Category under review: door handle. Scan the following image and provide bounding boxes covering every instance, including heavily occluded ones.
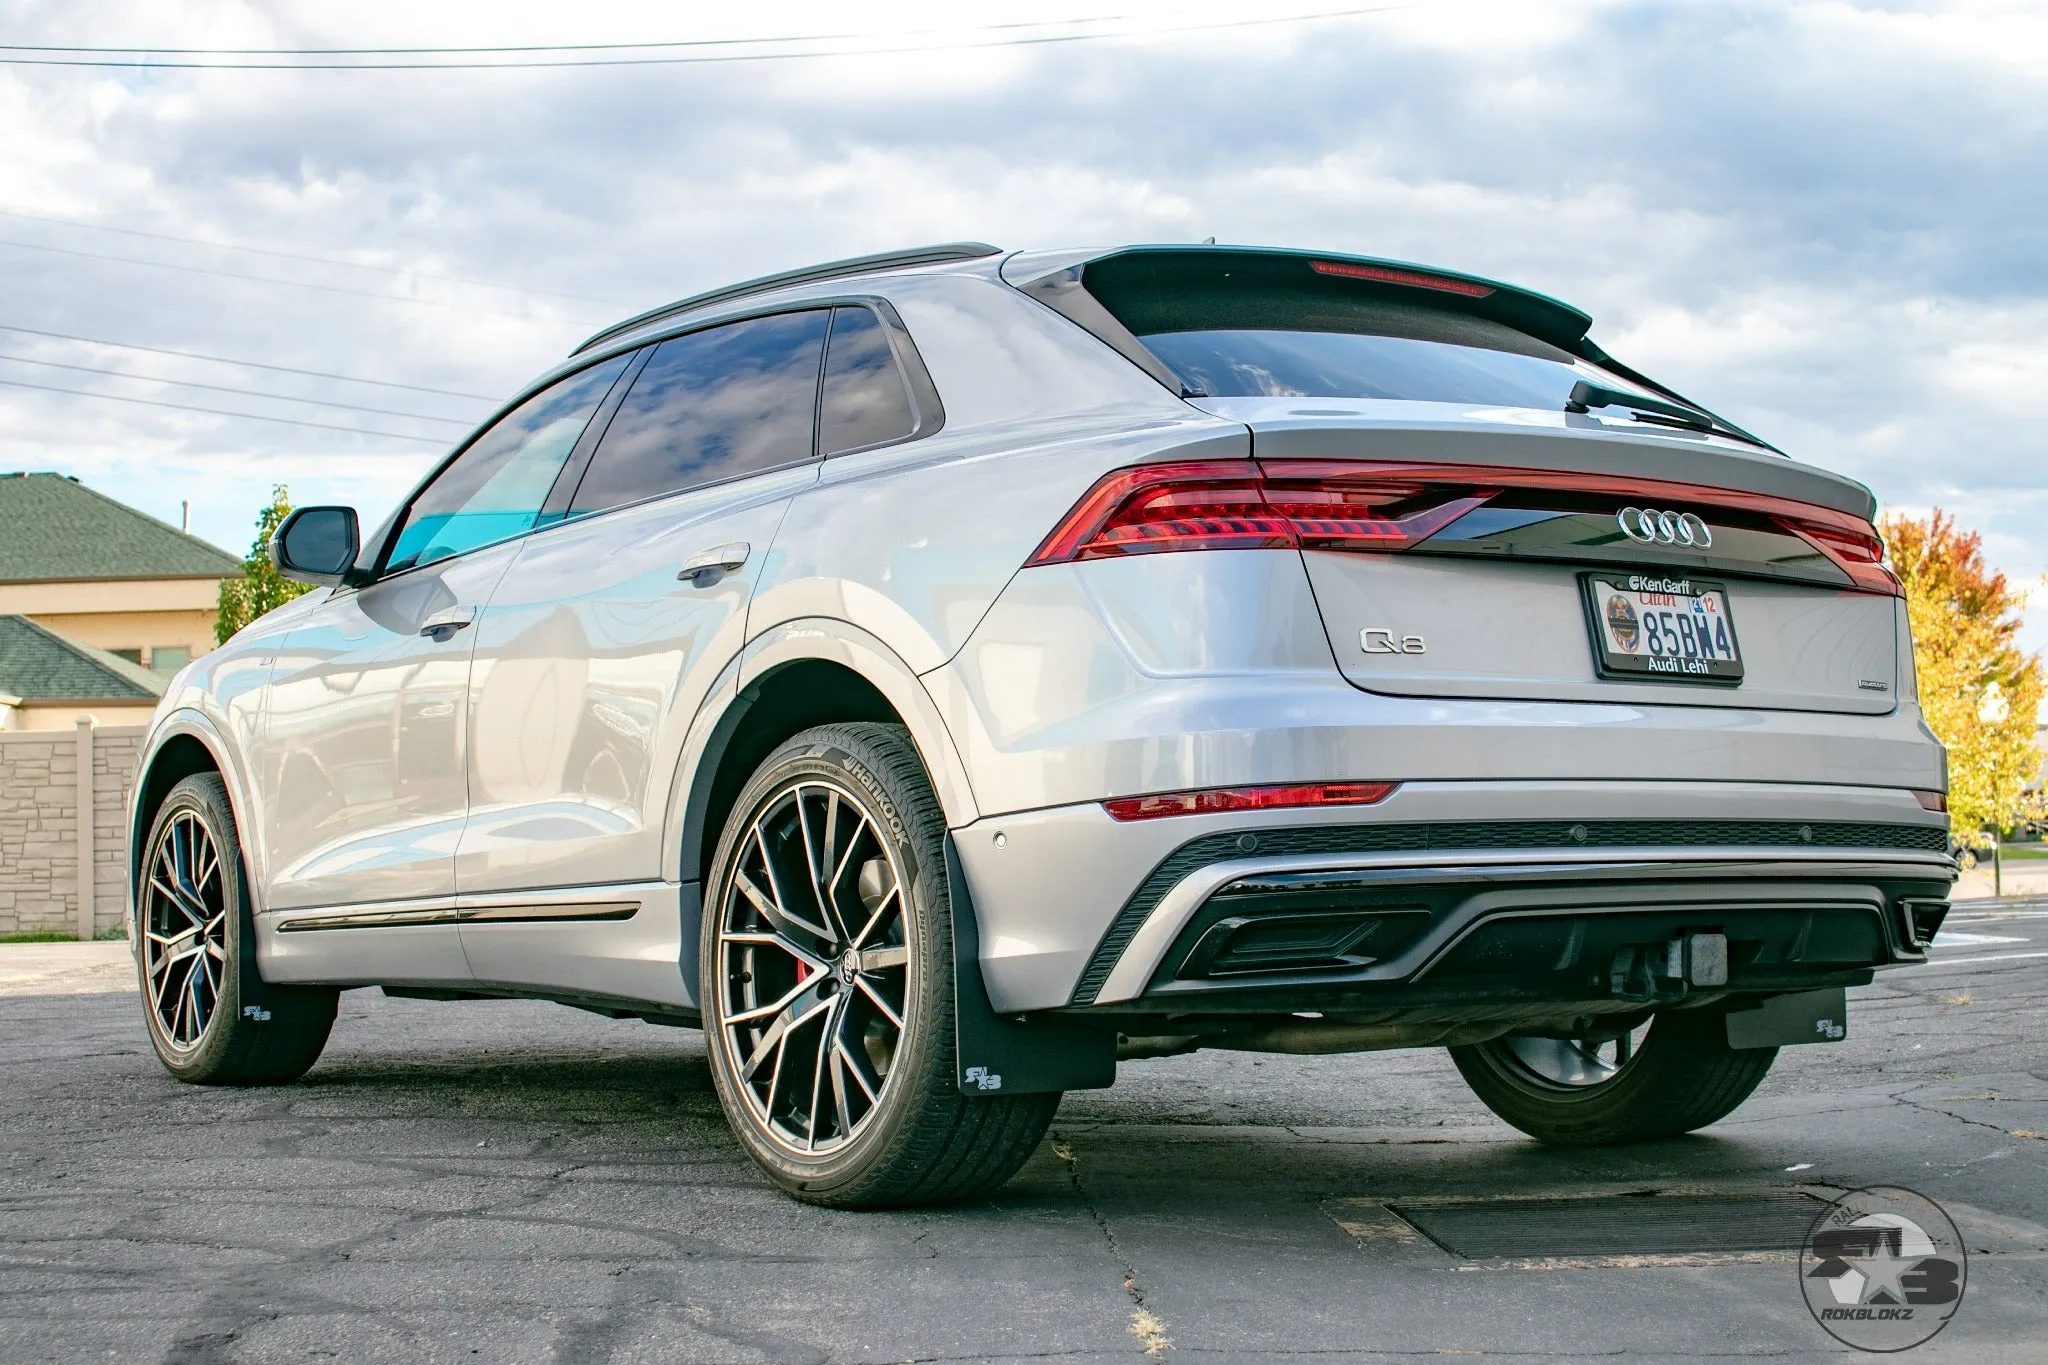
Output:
[419,605,476,639]
[678,541,750,583]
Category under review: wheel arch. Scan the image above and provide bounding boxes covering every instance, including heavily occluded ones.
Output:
[129,714,253,918]
[667,619,980,890]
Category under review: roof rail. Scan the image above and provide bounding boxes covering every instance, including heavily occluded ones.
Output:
[570,241,1004,356]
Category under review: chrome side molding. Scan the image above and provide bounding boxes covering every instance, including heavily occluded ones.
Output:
[276,897,642,933]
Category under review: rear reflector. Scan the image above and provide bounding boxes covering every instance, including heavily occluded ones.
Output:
[1028,458,1904,596]
[1103,781,1398,822]
[1913,790,1948,813]
[1311,260,1495,298]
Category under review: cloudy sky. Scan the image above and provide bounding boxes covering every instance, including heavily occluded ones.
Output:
[3,0,2044,651]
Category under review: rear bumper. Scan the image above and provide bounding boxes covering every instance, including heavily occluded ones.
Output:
[951,780,1952,1012]
[1084,847,1950,1012]
[923,550,1945,821]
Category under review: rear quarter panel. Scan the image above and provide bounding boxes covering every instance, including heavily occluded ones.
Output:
[747,272,1236,681]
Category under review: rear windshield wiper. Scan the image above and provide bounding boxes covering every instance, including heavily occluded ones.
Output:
[1565,381,1777,453]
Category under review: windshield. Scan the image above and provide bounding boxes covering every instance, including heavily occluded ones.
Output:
[1140,328,1661,409]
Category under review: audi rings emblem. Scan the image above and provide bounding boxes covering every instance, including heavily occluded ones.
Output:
[1617,507,1713,548]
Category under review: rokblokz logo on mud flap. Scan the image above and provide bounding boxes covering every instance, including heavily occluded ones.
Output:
[1800,1186,1966,1351]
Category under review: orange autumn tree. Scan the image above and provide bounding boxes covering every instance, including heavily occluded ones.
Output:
[1879,509,2044,848]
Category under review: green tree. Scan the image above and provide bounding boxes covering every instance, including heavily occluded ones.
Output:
[215,485,312,644]
[1880,508,2045,847]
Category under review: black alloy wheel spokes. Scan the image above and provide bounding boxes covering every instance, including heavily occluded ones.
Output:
[142,810,230,1052]
[718,780,912,1154]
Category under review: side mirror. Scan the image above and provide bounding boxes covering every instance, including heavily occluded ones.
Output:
[270,506,361,586]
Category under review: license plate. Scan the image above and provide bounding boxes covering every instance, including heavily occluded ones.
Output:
[1581,572,1743,684]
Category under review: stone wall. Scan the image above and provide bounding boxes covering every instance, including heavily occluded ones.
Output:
[0,723,145,938]
[93,727,144,935]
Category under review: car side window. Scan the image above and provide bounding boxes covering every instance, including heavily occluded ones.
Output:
[569,310,829,516]
[386,355,630,574]
[820,305,918,456]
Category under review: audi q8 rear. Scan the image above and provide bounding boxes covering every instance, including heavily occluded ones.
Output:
[138,242,1952,1207]
[937,246,1948,1163]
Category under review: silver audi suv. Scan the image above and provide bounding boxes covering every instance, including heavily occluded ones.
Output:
[129,243,1954,1206]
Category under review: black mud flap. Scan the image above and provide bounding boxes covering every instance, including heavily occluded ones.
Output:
[946,836,1115,1095]
[1725,987,1849,1049]
[236,890,338,1028]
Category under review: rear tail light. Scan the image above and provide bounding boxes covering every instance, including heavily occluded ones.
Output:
[1779,519,1903,596]
[1028,460,1494,565]
[1029,459,1904,597]
[1027,460,1290,562]
[1103,781,1398,822]
[1260,466,1494,551]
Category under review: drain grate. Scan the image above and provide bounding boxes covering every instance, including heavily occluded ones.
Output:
[1387,1190,1827,1260]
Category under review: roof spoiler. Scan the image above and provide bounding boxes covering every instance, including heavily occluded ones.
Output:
[1002,244,1773,451]
[1005,242,1591,352]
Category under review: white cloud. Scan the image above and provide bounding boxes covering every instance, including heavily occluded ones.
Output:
[0,0,2041,654]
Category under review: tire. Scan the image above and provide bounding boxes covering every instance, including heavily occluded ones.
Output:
[700,722,1058,1207]
[135,773,337,1085]
[1449,1008,1776,1146]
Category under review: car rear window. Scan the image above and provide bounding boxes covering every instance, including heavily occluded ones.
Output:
[1140,324,1651,408]
[1026,249,1667,411]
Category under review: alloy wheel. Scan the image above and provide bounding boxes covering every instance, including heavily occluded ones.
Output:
[715,779,912,1155]
[1501,1022,1652,1089]
[142,808,230,1053]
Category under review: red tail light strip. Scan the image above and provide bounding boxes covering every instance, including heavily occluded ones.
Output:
[1779,519,1899,595]
[1103,781,1399,822]
[1028,458,1902,596]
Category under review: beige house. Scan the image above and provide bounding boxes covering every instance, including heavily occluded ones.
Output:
[0,472,241,729]
[0,615,166,729]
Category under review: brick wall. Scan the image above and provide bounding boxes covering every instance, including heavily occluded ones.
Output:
[0,723,145,938]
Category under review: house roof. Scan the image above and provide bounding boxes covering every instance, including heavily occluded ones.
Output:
[0,472,242,583]
[0,615,167,702]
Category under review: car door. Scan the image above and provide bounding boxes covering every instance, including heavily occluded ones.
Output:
[455,309,831,1002]
[255,354,631,982]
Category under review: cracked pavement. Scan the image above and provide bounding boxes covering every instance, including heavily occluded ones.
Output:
[4,905,2046,1364]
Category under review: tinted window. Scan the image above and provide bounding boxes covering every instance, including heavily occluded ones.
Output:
[1142,328,1663,409]
[820,306,917,455]
[388,355,628,572]
[571,310,828,514]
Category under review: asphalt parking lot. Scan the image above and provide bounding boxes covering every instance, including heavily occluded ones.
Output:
[5,903,2047,1364]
